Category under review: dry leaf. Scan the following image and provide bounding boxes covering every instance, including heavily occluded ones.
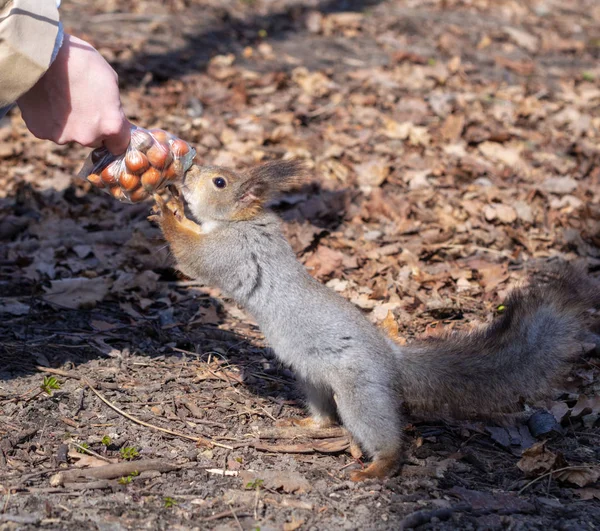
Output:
[354,159,390,187]
[43,277,112,310]
[441,114,465,142]
[577,488,600,500]
[311,437,350,453]
[517,442,560,477]
[555,467,600,488]
[283,517,306,531]
[68,450,116,468]
[305,246,345,278]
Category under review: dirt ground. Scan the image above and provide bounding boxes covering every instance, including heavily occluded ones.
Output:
[2,0,600,529]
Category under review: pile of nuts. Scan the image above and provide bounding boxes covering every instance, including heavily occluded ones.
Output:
[80,127,196,203]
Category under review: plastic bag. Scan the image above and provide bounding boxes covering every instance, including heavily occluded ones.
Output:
[78,125,196,203]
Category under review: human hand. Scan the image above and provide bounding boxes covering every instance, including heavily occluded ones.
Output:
[17,34,131,155]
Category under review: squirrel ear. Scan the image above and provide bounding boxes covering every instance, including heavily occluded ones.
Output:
[245,159,307,197]
[238,178,270,205]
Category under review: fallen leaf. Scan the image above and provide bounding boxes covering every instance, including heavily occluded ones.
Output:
[0,299,30,316]
[305,246,345,278]
[441,114,465,142]
[354,159,390,187]
[484,204,517,224]
[504,27,539,53]
[311,437,350,453]
[517,442,560,477]
[479,141,522,168]
[577,488,600,500]
[68,450,116,468]
[542,176,578,195]
[555,467,600,488]
[284,517,305,531]
[43,277,112,310]
[381,310,400,340]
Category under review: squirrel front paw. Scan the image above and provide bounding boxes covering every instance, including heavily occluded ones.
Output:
[149,191,202,238]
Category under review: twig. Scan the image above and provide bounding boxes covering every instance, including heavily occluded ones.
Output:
[227,502,244,531]
[205,469,239,477]
[518,465,594,494]
[50,459,180,486]
[201,509,252,523]
[252,426,345,439]
[82,378,232,450]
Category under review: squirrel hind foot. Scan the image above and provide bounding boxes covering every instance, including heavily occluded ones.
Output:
[349,453,400,482]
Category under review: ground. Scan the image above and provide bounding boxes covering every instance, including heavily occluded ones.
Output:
[1,0,600,529]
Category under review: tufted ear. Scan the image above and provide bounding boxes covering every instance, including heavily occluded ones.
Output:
[238,159,307,205]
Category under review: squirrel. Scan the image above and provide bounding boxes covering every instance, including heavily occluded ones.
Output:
[149,159,600,482]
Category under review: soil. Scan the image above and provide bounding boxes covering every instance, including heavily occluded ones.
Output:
[2,1,600,529]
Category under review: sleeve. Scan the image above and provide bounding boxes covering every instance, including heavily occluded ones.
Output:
[0,0,63,108]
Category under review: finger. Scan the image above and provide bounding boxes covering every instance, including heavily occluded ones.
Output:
[103,116,132,156]
[153,193,166,208]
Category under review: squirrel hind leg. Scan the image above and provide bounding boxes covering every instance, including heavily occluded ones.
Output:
[334,384,404,481]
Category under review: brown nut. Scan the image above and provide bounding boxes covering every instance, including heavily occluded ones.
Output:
[101,162,119,185]
[87,173,104,189]
[171,139,190,158]
[164,160,185,180]
[149,129,170,144]
[120,171,140,191]
[125,150,149,173]
[146,143,172,169]
[130,129,154,152]
[141,167,163,191]
[110,185,127,201]
[129,187,150,202]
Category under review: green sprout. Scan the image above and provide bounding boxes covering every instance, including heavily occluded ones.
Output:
[41,375,61,395]
[245,478,264,489]
[119,446,139,460]
[582,71,595,82]
[164,497,178,508]
[76,442,90,454]
[101,435,112,446]
[118,470,139,485]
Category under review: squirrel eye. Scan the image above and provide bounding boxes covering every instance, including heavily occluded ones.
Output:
[213,177,227,189]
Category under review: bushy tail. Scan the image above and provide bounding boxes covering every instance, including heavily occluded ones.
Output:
[398,263,600,417]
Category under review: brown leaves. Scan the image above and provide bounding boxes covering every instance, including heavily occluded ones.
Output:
[518,443,600,488]
[517,442,564,477]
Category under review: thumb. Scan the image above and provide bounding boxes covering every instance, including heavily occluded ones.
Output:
[103,117,132,155]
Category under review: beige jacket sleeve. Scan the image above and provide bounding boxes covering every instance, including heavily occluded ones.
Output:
[0,0,62,107]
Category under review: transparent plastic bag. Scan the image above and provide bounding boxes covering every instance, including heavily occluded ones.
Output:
[78,125,196,203]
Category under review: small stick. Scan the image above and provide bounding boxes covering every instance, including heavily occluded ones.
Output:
[83,378,232,450]
[228,502,244,531]
[518,465,595,494]
[202,509,252,523]
[51,459,180,486]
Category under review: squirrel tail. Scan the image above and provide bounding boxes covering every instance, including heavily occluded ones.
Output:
[397,263,600,416]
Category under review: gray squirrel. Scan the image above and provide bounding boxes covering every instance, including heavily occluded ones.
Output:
[149,159,599,481]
